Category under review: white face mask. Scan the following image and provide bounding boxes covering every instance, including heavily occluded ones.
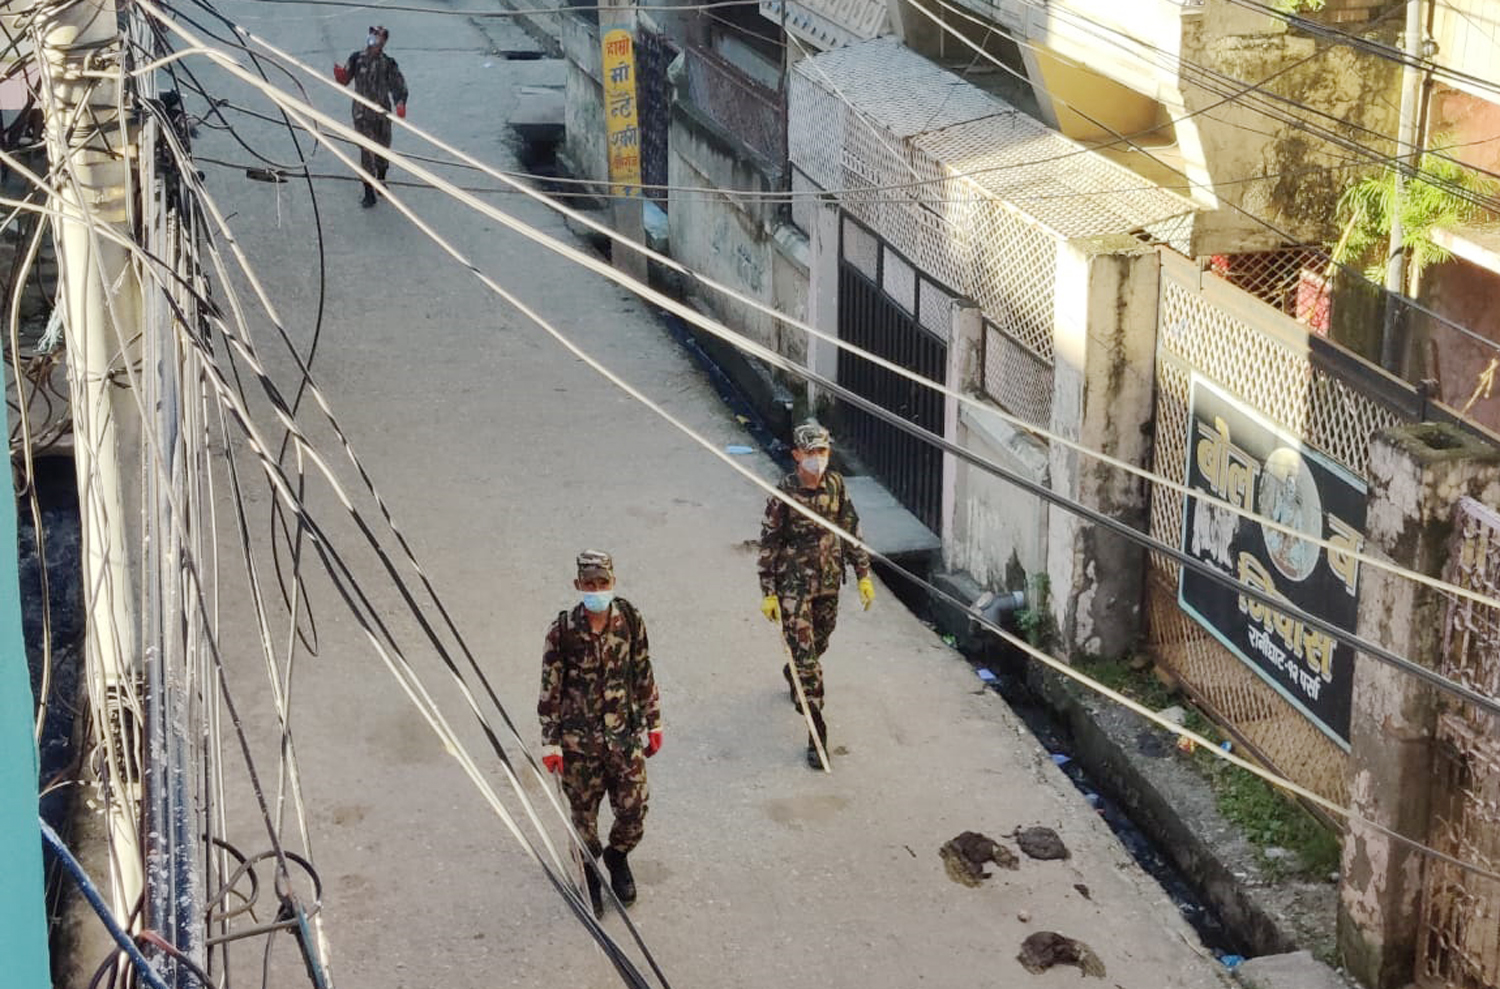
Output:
[367,32,382,48]
[800,455,828,476]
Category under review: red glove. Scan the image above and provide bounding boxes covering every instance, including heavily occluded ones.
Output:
[395,101,406,119]
[333,63,349,85]
[542,751,563,774]
[645,730,663,758]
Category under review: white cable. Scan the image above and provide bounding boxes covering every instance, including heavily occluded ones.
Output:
[157,15,1500,624]
[131,10,1500,888]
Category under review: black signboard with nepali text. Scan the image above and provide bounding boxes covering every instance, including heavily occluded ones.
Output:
[1177,374,1365,746]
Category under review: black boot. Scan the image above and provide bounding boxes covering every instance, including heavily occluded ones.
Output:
[360,182,376,207]
[602,846,636,905]
[584,862,604,918]
[806,707,828,770]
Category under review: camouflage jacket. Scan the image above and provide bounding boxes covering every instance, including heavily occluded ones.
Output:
[757,470,871,598]
[344,50,408,119]
[538,598,660,754]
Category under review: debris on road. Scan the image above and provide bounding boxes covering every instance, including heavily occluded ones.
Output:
[1015,826,1070,861]
[1017,931,1107,978]
[940,830,1019,886]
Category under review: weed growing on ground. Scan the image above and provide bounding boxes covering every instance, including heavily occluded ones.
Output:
[1076,655,1341,881]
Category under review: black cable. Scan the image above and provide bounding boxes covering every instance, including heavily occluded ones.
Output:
[1224,0,1500,103]
[103,118,670,986]
[864,0,1500,364]
[128,13,1500,725]
[169,0,335,663]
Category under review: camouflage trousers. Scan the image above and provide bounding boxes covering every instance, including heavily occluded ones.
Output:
[778,592,840,711]
[560,744,649,855]
[353,113,392,181]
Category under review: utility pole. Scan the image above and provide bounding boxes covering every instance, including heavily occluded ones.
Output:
[22,0,145,932]
[1380,0,1427,374]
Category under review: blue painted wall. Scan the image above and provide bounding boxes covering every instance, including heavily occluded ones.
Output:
[0,392,53,986]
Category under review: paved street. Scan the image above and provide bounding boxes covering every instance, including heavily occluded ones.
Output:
[195,2,1231,986]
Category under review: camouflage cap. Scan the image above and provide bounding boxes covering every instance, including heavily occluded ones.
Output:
[576,550,614,580]
[793,420,831,450]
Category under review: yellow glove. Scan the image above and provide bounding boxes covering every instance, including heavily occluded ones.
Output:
[858,577,876,611]
[761,594,781,624]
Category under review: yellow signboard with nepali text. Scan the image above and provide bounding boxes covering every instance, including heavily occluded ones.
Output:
[600,28,642,195]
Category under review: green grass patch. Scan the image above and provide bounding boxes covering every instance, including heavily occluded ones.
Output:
[1075,655,1176,711]
[1077,655,1341,880]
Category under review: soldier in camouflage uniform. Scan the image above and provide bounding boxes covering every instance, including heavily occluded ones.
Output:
[334,26,408,207]
[758,422,876,768]
[539,551,662,917]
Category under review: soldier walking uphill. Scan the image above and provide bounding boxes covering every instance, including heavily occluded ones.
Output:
[758,422,875,768]
[539,551,662,918]
[333,26,408,208]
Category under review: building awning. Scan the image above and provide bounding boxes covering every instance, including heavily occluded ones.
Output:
[760,0,889,53]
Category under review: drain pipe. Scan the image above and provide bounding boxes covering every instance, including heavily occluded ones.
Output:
[1380,0,1430,375]
[972,588,1026,626]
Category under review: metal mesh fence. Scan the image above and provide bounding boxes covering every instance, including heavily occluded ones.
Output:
[1420,498,1500,989]
[1145,254,1420,807]
[1208,248,1326,323]
[982,322,1053,429]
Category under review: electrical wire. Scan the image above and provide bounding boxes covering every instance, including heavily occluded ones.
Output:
[56,26,680,977]
[152,7,1500,774]
[899,0,1500,363]
[172,73,1500,889]
[219,0,772,14]
[41,818,173,989]
[87,0,1500,726]
[34,3,1500,954]
[1223,0,1500,103]
[209,17,1500,633]
[26,0,1500,972]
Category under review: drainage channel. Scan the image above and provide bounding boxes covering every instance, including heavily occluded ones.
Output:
[982,659,1239,960]
[511,132,1242,966]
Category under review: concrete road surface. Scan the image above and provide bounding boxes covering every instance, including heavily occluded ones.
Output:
[183,2,1233,987]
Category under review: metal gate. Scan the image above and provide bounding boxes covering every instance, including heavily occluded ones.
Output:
[1418,497,1500,989]
[836,226,946,535]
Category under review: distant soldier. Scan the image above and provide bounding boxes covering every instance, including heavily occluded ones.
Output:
[539,551,662,917]
[758,421,875,768]
[333,25,408,207]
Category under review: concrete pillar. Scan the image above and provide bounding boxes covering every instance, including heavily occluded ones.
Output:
[1045,234,1158,660]
[1338,422,1500,989]
[805,202,840,416]
[602,4,648,284]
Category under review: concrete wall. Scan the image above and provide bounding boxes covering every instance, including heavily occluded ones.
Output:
[950,405,1050,590]
[1338,423,1500,989]
[560,14,608,185]
[667,98,794,353]
[1009,0,1403,254]
[1046,235,1159,660]
[1411,256,1500,434]
[0,394,50,988]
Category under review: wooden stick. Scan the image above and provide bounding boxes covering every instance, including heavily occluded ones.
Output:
[778,606,831,773]
[552,769,589,897]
